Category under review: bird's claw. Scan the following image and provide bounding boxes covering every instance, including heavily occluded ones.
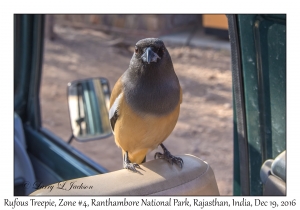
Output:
[123,151,143,173]
[124,162,141,172]
[154,150,184,168]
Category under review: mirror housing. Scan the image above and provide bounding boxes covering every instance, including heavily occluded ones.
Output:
[67,77,112,142]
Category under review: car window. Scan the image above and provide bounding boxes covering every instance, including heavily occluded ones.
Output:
[39,14,233,195]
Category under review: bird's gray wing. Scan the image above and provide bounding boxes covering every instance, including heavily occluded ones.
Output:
[109,93,122,132]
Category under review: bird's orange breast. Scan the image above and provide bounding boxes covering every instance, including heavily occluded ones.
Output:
[113,93,180,164]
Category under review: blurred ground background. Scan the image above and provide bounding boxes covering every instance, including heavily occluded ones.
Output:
[40,15,233,195]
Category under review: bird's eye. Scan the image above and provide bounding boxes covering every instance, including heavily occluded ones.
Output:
[134,46,139,54]
[157,47,164,56]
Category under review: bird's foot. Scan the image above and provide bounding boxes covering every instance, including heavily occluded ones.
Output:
[123,151,142,173]
[154,144,183,168]
[123,161,141,172]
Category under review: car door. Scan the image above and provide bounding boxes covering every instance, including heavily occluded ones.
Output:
[227,14,286,195]
[14,14,108,196]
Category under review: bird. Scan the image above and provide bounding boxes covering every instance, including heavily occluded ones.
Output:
[109,38,183,172]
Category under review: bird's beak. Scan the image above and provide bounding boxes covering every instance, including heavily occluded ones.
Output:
[141,47,161,64]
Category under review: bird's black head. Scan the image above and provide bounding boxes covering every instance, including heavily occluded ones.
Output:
[134,38,165,63]
[129,38,172,73]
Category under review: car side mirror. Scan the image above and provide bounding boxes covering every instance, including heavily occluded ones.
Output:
[67,77,112,142]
